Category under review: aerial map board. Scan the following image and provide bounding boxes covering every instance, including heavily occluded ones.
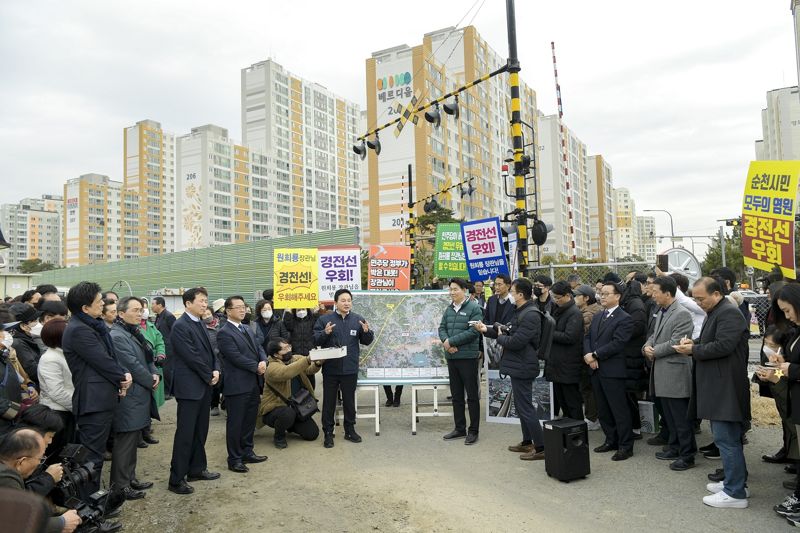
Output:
[353,290,450,381]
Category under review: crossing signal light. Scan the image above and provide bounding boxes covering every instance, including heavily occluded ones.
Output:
[725,218,741,227]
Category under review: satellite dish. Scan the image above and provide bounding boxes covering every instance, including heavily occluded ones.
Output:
[664,247,703,285]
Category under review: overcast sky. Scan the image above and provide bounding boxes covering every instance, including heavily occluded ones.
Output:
[1,1,796,259]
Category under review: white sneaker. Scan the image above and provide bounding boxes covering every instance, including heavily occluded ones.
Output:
[702,490,749,508]
[706,482,751,498]
[585,419,601,431]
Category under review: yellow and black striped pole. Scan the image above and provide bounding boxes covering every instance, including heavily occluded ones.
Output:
[506,0,528,275]
[406,164,416,288]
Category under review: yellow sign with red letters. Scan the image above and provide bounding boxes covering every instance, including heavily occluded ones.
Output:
[741,161,800,279]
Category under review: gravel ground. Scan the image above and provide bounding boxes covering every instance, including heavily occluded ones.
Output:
[112,382,791,533]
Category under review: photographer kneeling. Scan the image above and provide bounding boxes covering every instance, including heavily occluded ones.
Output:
[258,339,321,449]
[0,427,81,532]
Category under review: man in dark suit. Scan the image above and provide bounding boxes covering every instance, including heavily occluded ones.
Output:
[216,296,268,473]
[643,276,695,471]
[674,277,750,508]
[152,296,176,398]
[584,281,635,461]
[167,287,221,495]
[62,281,132,494]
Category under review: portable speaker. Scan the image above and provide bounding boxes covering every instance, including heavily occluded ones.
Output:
[543,417,590,482]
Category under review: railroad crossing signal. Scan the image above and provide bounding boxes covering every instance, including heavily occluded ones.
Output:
[394,89,421,138]
[725,218,742,227]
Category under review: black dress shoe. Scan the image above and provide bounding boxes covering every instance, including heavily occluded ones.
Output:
[274,438,288,449]
[784,479,797,490]
[121,486,146,500]
[707,468,725,482]
[324,433,334,448]
[594,443,617,453]
[632,432,643,440]
[669,458,695,471]
[786,464,798,474]
[699,442,717,453]
[393,398,401,407]
[242,454,267,464]
[385,399,393,407]
[443,430,467,440]
[137,441,149,449]
[763,450,790,464]
[228,463,249,473]
[611,449,633,461]
[655,450,679,461]
[647,435,668,446]
[143,435,159,445]
[465,433,478,445]
[344,431,362,443]
[168,481,194,494]
[130,479,153,490]
[186,470,220,482]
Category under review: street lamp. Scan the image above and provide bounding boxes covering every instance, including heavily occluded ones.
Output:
[643,209,675,248]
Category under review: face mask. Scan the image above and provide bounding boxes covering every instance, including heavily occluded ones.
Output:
[296,310,308,319]
[261,310,273,320]
[203,316,214,325]
[0,331,12,348]
[30,322,44,337]
[533,287,543,298]
[763,345,780,358]
[141,309,150,320]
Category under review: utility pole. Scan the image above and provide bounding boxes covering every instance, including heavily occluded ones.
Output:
[506,0,529,274]
[719,226,727,267]
[407,163,416,287]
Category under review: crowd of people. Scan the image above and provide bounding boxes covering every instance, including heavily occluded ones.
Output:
[0,267,798,528]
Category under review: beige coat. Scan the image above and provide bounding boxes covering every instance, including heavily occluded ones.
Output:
[256,354,321,429]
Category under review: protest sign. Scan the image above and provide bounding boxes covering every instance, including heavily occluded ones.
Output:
[433,223,469,279]
[367,245,411,290]
[741,161,800,279]
[273,248,318,308]
[460,217,509,282]
[317,246,361,301]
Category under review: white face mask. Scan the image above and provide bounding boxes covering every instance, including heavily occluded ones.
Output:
[0,331,12,348]
[763,345,780,358]
[30,322,43,337]
[296,310,308,319]
[141,308,150,320]
[261,310,273,320]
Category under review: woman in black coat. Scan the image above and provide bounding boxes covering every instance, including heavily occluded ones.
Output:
[545,282,585,421]
[251,299,289,353]
[283,308,318,391]
[620,280,647,435]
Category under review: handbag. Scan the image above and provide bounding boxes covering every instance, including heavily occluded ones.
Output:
[265,381,319,422]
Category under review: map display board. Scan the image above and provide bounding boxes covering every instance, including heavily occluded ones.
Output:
[486,367,553,425]
[353,290,450,381]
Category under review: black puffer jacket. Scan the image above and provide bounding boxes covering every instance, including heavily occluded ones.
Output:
[484,301,541,379]
[620,281,648,392]
[12,331,43,386]
[283,311,317,356]
[544,299,584,384]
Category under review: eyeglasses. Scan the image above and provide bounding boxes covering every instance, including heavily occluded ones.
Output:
[228,305,247,310]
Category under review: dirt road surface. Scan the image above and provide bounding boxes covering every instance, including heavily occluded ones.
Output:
[115,387,789,533]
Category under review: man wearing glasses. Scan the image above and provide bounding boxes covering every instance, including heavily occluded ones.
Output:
[584,282,635,461]
[0,428,82,532]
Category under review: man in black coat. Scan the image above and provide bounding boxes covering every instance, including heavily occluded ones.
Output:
[674,277,750,508]
[546,281,585,421]
[483,274,515,371]
[152,297,176,397]
[167,288,221,495]
[216,296,267,473]
[62,281,132,494]
[584,281,635,461]
[477,278,544,460]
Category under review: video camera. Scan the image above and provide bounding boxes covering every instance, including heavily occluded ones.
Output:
[54,444,124,532]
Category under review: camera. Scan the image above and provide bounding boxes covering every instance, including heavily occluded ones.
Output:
[53,444,123,531]
[495,322,512,335]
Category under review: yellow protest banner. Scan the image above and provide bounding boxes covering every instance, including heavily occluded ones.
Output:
[273,248,318,308]
[741,161,800,279]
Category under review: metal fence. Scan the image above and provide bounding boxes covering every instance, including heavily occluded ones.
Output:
[744,293,770,339]
[526,262,651,286]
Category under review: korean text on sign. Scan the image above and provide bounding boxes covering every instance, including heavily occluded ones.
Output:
[460,217,509,282]
[317,247,362,301]
[367,245,411,291]
[273,248,319,308]
[741,161,800,279]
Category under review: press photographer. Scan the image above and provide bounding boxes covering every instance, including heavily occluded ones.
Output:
[0,427,81,532]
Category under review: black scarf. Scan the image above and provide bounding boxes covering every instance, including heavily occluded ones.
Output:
[75,311,116,358]
[119,320,155,363]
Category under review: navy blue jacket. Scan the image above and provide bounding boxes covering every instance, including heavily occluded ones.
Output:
[313,311,374,376]
[169,313,220,400]
[217,320,267,396]
[62,317,127,416]
[583,307,634,379]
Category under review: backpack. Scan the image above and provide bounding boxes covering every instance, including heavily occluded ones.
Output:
[533,308,555,361]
